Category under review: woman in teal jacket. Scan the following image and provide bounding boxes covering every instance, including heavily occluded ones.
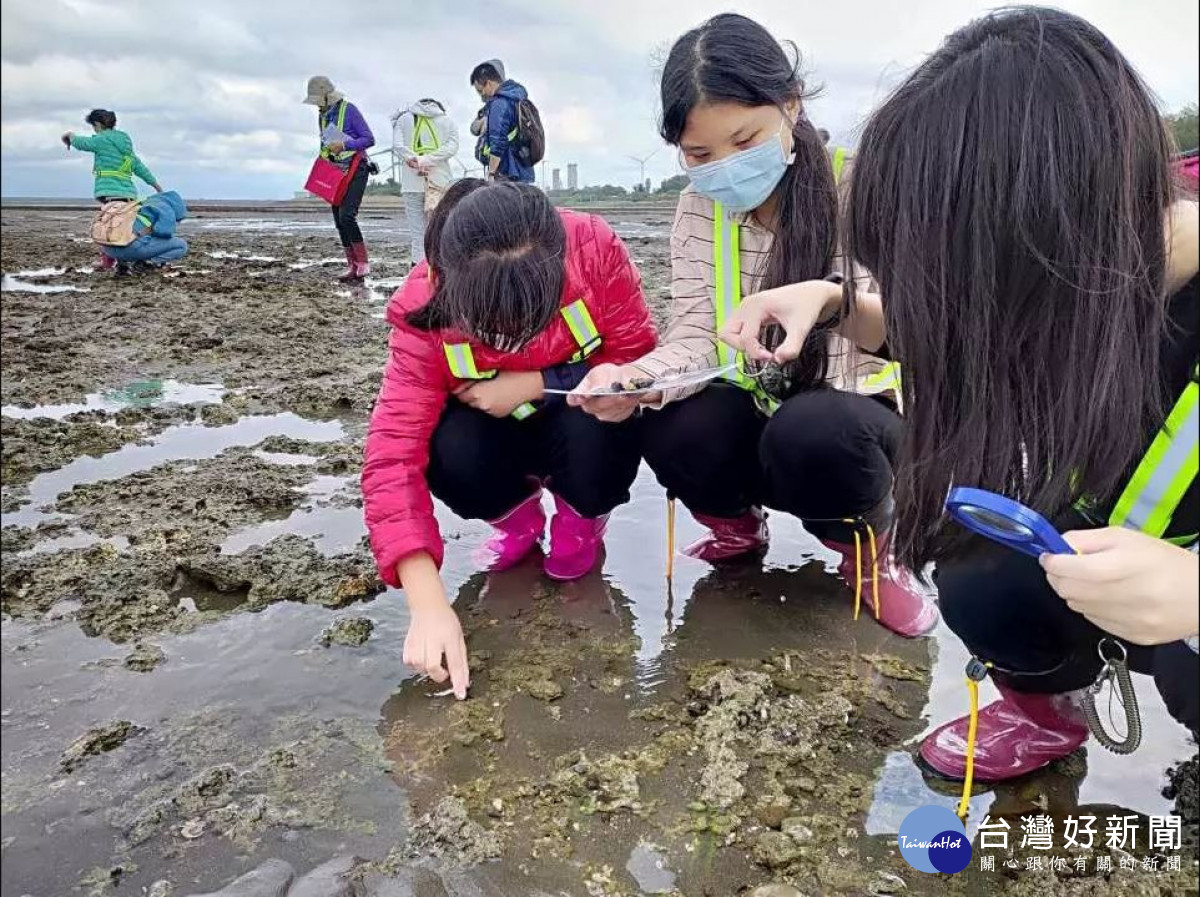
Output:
[63,109,161,201]
[64,109,162,271]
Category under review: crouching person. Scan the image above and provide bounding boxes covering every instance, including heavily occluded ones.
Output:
[102,190,189,273]
[362,179,657,698]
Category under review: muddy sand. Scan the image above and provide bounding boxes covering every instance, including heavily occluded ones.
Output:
[1,207,1196,896]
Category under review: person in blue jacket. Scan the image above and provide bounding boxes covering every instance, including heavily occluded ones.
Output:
[469,59,534,183]
[102,190,189,274]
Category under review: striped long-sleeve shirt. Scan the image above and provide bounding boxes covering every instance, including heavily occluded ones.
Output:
[630,187,892,405]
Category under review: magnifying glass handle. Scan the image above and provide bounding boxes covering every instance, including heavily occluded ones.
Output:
[1039,529,1076,555]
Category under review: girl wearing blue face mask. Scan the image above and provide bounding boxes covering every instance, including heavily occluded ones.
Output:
[572,12,936,638]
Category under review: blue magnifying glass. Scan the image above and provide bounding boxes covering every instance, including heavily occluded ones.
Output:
[945,487,1075,557]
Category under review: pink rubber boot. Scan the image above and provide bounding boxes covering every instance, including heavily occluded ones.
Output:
[353,241,370,278]
[920,683,1090,781]
[96,253,116,272]
[820,532,938,637]
[544,495,608,581]
[473,491,546,573]
[683,508,769,562]
[337,245,360,282]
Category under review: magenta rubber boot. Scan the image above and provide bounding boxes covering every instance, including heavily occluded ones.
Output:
[820,533,938,637]
[95,253,116,272]
[337,245,361,282]
[683,508,769,562]
[353,242,370,278]
[920,683,1090,781]
[473,491,546,573]
[544,496,608,581]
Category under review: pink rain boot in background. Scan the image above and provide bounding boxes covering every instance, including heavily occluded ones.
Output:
[95,253,116,272]
[920,682,1090,781]
[337,245,360,282]
[544,495,608,581]
[352,242,370,279]
[473,490,546,573]
[683,507,769,562]
[820,532,939,637]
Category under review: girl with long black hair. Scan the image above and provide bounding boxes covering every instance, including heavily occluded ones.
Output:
[722,7,1198,782]
[572,13,937,638]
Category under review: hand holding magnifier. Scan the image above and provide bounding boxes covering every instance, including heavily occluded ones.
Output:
[945,487,1075,557]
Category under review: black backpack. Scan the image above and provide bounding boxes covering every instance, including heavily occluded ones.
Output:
[512,98,545,167]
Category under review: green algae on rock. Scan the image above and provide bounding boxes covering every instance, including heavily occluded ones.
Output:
[319,616,374,647]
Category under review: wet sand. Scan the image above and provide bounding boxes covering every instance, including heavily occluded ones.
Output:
[1,207,1195,895]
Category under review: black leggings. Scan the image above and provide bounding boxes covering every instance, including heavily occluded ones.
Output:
[427,400,642,521]
[331,160,368,247]
[937,525,1199,734]
[640,383,900,542]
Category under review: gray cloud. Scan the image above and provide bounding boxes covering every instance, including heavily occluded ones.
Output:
[2,0,1196,198]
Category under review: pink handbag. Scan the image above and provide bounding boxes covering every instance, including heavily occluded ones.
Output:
[304,155,358,204]
[1175,153,1198,194]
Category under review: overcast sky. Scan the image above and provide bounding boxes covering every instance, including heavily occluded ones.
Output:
[2,0,1196,199]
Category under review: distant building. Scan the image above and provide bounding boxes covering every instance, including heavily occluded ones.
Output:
[567,163,578,191]
[552,168,562,191]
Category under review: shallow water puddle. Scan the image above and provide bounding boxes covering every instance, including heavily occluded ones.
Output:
[173,575,253,614]
[222,504,365,556]
[252,449,320,466]
[334,277,400,309]
[196,217,399,235]
[1,273,89,293]
[603,468,837,689]
[16,529,130,558]
[3,412,344,530]
[206,250,280,262]
[1,379,225,420]
[0,602,407,893]
[366,276,405,304]
[612,220,672,240]
[221,473,365,556]
[368,277,407,289]
[13,266,67,277]
[161,267,214,278]
[626,841,678,893]
[288,257,346,270]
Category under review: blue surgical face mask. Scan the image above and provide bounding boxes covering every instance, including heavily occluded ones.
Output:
[683,116,795,213]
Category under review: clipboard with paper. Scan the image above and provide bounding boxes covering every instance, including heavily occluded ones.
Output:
[545,363,738,397]
[321,124,349,147]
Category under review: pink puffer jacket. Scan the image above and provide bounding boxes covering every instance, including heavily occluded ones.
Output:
[362,209,658,585]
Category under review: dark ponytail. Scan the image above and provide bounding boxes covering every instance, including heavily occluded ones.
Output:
[771,116,840,388]
[85,109,117,130]
[660,13,839,391]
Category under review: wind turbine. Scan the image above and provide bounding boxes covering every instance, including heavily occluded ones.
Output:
[628,147,661,190]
